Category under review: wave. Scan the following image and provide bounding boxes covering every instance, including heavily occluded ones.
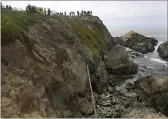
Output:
[149,58,168,66]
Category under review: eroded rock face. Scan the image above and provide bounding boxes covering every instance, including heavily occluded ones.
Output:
[122,107,166,118]
[1,14,117,118]
[1,18,91,117]
[90,60,108,94]
[114,30,158,54]
[157,41,168,60]
[105,44,138,75]
[134,76,168,116]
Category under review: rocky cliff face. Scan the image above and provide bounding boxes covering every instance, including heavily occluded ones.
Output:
[6,9,167,118]
[1,10,121,118]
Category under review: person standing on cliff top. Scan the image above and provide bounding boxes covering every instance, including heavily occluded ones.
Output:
[81,10,83,16]
[64,11,66,16]
[90,11,92,15]
[44,8,46,14]
[48,8,51,15]
[77,11,79,16]
[6,5,8,9]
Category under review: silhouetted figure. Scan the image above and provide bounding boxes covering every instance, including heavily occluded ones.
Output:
[77,11,79,16]
[44,8,46,14]
[64,11,66,16]
[10,6,12,10]
[26,4,31,15]
[81,10,83,16]
[8,5,12,10]
[87,11,90,15]
[48,8,51,15]
[32,5,36,13]
[6,5,8,9]
[84,11,86,16]
[90,11,92,15]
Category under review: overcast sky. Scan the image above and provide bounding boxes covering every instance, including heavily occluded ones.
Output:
[2,1,167,37]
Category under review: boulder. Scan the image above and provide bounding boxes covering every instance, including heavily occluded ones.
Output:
[157,41,168,60]
[77,100,94,116]
[125,82,134,92]
[134,76,168,116]
[105,44,138,75]
[91,61,108,94]
[122,107,166,118]
[114,30,158,54]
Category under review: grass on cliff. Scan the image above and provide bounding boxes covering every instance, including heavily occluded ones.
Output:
[70,20,105,57]
[1,9,48,46]
[2,10,106,57]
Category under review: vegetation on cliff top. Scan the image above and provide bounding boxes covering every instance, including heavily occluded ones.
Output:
[2,9,106,57]
[1,10,48,45]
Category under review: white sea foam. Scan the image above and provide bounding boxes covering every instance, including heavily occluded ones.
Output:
[149,58,168,66]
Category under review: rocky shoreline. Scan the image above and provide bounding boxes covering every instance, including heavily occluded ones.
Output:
[89,39,168,118]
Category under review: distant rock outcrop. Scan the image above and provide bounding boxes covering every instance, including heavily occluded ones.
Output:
[157,41,168,60]
[114,30,158,54]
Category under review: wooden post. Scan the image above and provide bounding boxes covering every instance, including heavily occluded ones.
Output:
[86,65,97,118]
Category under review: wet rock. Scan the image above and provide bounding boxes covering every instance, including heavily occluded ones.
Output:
[78,100,94,116]
[105,44,138,75]
[2,97,12,107]
[62,110,73,118]
[134,76,168,116]
[108,85,114,93]
[125,82,134,92]
[131,52,144,57]
[114,30,158,54]
[157,41,168,60]
[91,61,108,94]
[108,75,116,88]
[122,107,166,118]
[99,99,112,106]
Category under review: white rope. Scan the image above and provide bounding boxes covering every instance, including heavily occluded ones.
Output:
[86,64,97,118]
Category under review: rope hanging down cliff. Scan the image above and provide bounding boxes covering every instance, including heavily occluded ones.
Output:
[86,64,97,118]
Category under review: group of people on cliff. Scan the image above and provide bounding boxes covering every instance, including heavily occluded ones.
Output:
[26,4,51,15]
[1,3,12,10]
[53,10,92,16]
[60,10,92,16]
[1,3,93,17]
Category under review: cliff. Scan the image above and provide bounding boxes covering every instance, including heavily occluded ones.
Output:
[1,10,115,118]
[2,9,166,118]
